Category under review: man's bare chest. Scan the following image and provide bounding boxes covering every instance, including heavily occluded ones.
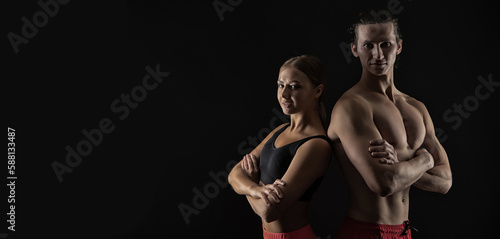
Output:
[372,98,426,158]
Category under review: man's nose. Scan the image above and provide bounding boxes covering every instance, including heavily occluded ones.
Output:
[373,45,384,60]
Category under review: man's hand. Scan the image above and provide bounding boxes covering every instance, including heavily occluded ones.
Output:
[241,154,260,183]
[369,139,399,164]
[415,147,435,169]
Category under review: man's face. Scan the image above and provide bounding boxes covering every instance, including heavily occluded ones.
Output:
[351,22,402,76]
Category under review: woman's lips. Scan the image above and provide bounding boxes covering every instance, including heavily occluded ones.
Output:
[282,101,292,108]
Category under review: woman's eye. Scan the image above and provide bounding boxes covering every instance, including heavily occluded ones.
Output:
[277,84,300,89]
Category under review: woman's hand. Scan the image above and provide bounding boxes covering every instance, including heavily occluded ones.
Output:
[368,139,399,164]
[241,154,260,183]
[248,180,286,206]
[241,153,286,206]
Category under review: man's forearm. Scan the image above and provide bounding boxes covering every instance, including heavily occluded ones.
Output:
[416,138,453,194]
[382,153,434,196]
[413,165,452,194]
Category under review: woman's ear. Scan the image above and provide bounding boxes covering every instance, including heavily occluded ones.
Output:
[315,84,324,98]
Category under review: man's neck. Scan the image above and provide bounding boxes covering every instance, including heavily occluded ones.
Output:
[359,68,398,102]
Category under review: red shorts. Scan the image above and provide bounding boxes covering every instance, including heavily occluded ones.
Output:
[337,216,412,239]
[262,224,316,239]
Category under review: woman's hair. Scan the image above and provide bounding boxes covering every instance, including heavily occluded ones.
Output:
[279,55,328,130]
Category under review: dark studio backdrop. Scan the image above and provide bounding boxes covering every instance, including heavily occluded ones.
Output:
[3,0,498,238]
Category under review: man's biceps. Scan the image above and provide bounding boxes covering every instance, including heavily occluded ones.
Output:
[338,119,380,141]
[423,136,445,157]
[342,139,371,159]
[344,145,385,174]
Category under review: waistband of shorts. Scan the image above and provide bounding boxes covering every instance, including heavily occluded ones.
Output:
[262,224,316,239]
[343,216,408,233]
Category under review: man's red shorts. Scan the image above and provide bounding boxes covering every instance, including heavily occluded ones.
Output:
[337,216,412,239]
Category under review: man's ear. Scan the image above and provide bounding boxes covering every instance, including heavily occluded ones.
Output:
[396,39,403,55]
[351,42,359,57]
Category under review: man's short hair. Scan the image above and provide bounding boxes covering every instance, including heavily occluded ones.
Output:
[348,10,403,45]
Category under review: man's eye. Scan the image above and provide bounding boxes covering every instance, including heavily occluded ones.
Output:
[278,84,284,88]
[290,85,300,89]
[363,43,373,48]
[381,42,391,48]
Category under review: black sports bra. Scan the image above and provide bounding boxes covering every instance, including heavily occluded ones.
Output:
[259,124,330,202]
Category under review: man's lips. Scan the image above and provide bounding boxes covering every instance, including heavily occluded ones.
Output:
[370,62,387,65]
[282,101,292,108]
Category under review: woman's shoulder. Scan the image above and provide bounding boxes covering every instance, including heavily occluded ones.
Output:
[272,123,289,133]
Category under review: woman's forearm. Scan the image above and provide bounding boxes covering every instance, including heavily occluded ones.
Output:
[228,164,259,196]
[246,195,281,223]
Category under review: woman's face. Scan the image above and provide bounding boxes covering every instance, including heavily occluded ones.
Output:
[277,67,321,115]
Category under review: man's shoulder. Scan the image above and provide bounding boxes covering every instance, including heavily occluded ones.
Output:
[335,86,361,103]
[328,88,372,140]
[334,88,371,111]
[332,90,372,121]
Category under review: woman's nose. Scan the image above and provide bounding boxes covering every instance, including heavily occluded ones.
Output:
[281,86,291,98]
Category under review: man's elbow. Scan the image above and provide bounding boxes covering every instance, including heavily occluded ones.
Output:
[434,170,452,194]
[368,181,397,197]
[368,173,399,197]
[438,178,452,194]
[375,184,396,197]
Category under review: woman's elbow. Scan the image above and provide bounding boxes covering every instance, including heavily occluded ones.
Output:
[261,208,281,223]
[228,168,245,194]
[228,170,236,187]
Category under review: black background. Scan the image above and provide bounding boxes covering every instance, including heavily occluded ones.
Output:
[3,0,499,238]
